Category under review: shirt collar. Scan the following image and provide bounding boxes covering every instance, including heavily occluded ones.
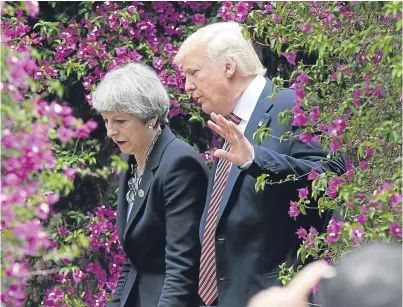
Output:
[232,75,266,123]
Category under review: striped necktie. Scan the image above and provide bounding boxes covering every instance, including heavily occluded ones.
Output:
[198,112,242,306]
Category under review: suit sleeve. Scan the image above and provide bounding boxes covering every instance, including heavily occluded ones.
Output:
[157,155,208,307]
[245,124,346,180]
[106,261,131,307]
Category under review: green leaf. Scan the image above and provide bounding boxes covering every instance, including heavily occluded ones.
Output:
[255,174,269,192]
[253,126,271,145]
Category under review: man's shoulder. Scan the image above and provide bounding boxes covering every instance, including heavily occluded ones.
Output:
[262,78,295,111]
[270,89,295,113]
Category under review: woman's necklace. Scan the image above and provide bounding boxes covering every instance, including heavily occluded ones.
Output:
[126,130,161,204]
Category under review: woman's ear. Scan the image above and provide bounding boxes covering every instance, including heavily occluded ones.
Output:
[149,116,158,129]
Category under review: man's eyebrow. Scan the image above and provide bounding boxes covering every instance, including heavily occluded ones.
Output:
[184,66,194,73]
[184,65,201,74]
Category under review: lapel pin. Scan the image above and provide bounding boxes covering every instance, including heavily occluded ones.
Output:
[138,189,144,198]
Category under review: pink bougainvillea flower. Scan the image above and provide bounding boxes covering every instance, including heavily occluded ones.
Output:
[389,222,402,238]
[57,126,75,143]
[299,131,313,147]
[62,115,76,128]
[329,137,343,152]
[73,269,88,284]
[280,51,296,65]
[288,201,300,220]
[4,173,20,186]
[63,168,77,181]
[328,176,347,199]
[297,73,309,84]
[310,106,319,122]
[57,227,70,237]
[45,192,60,205]
[296,227,308,239]
[25,1,39,18]
[356,213,368,225]
[351,226,365,244]
[389,193,402,207]
[13,220,51,255]
[359,160,369,170]
[152,56,164,70]
[292,105,307,127]
[308,168,320,180]
[44,286,64,305]
[326,217,343,244]
[297,23,313,33]
[272,14,281,24]
[192,13,206,25]
[298,187,309,199]
[36,203,50,220]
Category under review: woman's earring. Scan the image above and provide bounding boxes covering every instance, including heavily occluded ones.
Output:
[148,123,153,129]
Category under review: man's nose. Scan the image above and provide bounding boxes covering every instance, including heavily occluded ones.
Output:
[184,79,196,93]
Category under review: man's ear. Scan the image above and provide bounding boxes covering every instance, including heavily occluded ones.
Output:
[224,59,237,79]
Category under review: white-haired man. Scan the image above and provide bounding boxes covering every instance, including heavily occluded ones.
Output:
[174,22,346,307]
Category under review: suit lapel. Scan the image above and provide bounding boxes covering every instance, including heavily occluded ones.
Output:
[117,154,134,243]
[216,79,274,225]
[122,125,175,240]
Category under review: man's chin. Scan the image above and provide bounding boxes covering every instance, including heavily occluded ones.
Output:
[201,104,212,115]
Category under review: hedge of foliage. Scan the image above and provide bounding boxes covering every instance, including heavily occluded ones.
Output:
[1,1,402,306]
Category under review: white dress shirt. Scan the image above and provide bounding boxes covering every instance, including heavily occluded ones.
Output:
[232,75,266,133]
[231,75,266,169]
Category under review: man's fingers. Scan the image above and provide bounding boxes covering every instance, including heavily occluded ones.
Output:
[207,120,226,138]
[286,260,336,298]
[214,149,229,160]
[217,114,236,131]
[218,114,244,138]
[214,113,244,141]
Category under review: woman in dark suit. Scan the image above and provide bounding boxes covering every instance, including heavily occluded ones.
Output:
[92,62,209,307]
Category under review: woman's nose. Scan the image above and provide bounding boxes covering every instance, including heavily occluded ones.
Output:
[106,123,118,138]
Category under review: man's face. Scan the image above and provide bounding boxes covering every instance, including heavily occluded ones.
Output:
[181,45,234,116]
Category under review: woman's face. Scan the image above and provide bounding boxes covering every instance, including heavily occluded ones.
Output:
[101,111,152,155]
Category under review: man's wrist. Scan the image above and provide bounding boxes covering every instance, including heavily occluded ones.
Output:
[239,148,255,170]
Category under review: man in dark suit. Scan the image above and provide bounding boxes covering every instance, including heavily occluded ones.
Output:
[174,22,346,307]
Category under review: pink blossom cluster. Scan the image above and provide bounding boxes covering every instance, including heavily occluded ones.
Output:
[47,205,126,306]
[217,1,254,23]
[1,4,96,306]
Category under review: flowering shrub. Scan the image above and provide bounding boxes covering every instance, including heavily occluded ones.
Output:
[0,2,114,306]
[245,1,402,279]
[1,1,401,306]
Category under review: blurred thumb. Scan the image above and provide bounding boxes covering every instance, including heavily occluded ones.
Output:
[287,261,336,299]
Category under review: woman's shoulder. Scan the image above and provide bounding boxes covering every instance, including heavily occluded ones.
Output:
[165,136,201,159]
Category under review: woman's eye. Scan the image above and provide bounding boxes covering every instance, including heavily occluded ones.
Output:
[116,120,126,124]
[192,70,198,76]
